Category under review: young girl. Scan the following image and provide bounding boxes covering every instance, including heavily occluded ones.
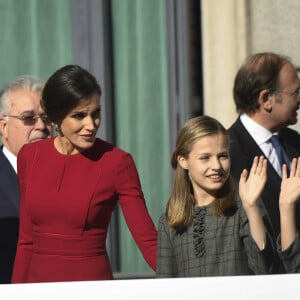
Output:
[278,157,300,273]
[156,115,276,277]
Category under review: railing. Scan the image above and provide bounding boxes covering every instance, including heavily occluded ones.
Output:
[0,273,299,300]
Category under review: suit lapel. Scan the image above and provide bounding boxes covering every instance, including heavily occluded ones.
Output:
[231,118,281,180]
[0,150,20,211]
[279,133,300,160]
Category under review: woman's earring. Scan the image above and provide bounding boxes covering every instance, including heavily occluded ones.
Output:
[53,123,60,133]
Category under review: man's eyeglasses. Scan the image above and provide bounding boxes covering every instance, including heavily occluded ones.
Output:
[275,89,300,99]
[3,113,50,126]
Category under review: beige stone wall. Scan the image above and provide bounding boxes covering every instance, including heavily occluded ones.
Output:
[201,0,300,131]
[249,0,300,67]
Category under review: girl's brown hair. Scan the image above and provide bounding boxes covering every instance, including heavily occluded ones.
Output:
[166,115,237,229]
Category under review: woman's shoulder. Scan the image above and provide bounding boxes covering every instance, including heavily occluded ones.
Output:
[17,138,55,169]
[94,138,128,155]
[94,138,135,164]
[19,137,54,155]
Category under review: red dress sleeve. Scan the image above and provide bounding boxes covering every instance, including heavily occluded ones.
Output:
[116,153,157,271]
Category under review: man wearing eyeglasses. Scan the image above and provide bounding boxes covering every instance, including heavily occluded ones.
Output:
[0,75,52,283]
[228,52,300,272]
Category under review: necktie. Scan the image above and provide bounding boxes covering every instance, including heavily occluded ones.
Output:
[270,135,290,171]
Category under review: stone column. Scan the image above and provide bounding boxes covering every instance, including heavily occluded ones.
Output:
[201,0,248,128]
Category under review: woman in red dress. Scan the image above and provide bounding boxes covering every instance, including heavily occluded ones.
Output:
[12,65,157,283]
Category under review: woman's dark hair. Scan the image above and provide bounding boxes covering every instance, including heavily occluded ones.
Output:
[42,65,102,124]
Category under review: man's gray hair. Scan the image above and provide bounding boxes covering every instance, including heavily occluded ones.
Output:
[0,75,45,116]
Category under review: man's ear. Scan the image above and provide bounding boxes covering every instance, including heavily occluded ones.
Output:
[0,117,8,139]
[177,155,188,170]
[258,89,273,111]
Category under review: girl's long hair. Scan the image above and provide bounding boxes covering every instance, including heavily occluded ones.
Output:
[166,115,237,229]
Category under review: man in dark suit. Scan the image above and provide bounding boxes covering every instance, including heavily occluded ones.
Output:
[229,52,300,239]
[0,76,52,283]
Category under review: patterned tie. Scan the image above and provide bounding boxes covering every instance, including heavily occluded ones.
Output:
[270,135,290,171]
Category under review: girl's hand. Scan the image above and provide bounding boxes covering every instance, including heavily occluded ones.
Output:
[279,158,300,250]
[239,156,267,250]
[279,157,300,207]
[239,156,267,208]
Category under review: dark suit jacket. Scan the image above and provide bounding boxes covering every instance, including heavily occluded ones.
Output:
[0,148,19,283]
[228,118,300,237]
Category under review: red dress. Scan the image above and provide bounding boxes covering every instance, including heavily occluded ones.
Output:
[12,138,157,283]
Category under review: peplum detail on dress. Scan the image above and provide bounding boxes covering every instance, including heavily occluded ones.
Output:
[31,231,107,256]
[193,206,207,257]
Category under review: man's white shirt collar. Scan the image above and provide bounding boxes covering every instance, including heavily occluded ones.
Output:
[2,146,17,173]
[240,113,273,145]
[240,113,282,176]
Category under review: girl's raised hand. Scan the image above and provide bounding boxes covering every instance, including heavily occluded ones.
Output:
[280,157,300,207]
[239,156,267,208]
